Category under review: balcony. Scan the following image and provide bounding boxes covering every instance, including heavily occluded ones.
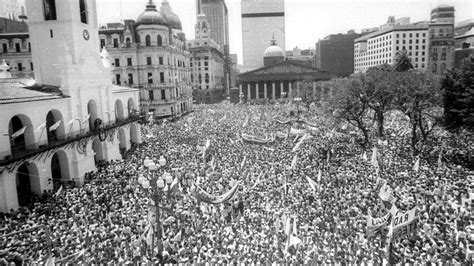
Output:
[0,115,143,167]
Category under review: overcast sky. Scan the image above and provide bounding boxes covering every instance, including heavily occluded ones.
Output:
[97,0,473,64]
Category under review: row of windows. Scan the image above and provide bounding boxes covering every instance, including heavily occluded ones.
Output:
[115,72,169,85]
[395,39,426,45]
[355,45,427,57]
[191,73,211,84]
[2,61,34,72]
[112,56,187,68]
[147,88,182,101]
[1,42,31,53]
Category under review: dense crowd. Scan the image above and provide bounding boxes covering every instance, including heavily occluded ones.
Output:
[0,102,473,264]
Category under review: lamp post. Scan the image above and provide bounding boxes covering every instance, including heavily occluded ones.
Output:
[138,156,173,258]
[239,92,244,104]
[294,97,302,119]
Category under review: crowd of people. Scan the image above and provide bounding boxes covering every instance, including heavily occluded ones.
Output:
[0,102,473,264]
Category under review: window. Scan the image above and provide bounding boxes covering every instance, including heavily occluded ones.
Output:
[432,63,437,73]
[409,33,412,37]
[2,43,7,53]
[149,90,154,100]
[145,35,151,46]
[161,90,166,100]
[126,38,131,48]
[43,0,57,20]
[160,72,165,83]
[15,43,20,53]
[403,34,406,38]
[100,39,105,48]
[113,38,118,48]
[114,58,120,67]
[157,35,162,46]
[128,73,133,84]
[79,0,88,24]
[127,58,132,66]
[28,43,31,52]
[115,74,121,85]
[17,63,23,71]
[146,57,152,65]
[30,62,33,70]
[147,73,153,84]
[159,57,163,65]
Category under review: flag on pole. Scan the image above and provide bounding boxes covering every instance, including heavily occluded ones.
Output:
[306,176,317,191]
[55,185,64,198]
[413,156,420,173]
[362,151,368,161]
[49,120,62,131]
[371,147,378,168]
[145,226,153,246]
[291,154,298,170]
[67,118,76,126]
[11,126,27,139]
[240,156,247,171]
[36,122,46,133]
[169,176,180,194]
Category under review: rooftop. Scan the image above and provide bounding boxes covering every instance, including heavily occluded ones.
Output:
[0,79,65,104]
[355,23,429,43]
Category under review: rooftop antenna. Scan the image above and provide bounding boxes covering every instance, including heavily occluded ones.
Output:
[119,0,123,24]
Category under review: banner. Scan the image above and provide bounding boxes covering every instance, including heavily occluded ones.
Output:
[379,181,395,203]
[291,154,298,170]
[366,211,390,237]
[241,133,270,144]
[194,181,241,204]
[306,176,317,191]
[290,127,306,137]
[276,132,288,139]
[275,117,293,124]
[49,120,62,131]
[388,207,417,242]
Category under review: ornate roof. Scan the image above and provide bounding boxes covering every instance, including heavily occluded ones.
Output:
[160,0,182,30]
[264,37,285,58]
[136,0,168,27]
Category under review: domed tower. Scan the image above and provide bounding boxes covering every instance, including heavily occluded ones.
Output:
[135,0,169,47]
[195,14,211,41]
[160,0,182,31]
[263,36,285,67]
[136,0,168,27]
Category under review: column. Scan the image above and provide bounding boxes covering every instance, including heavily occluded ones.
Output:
[264,83,268,99]
[313,81,316,98]
[288,82,292,99]
[0,170,19,212]
[297,82,300,96]
[247,84,251,100]
[239,84,243,95]
[272,83,276,99]
[256,83,259,99]
[280,82,284,98]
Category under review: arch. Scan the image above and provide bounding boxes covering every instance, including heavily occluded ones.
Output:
[126,37,131,48]
[157,35,162,46]
[87,99,98,131]
[115,99,125,122]
[46,109,65,142]
[8,114,35,155]
[92,138,104,163]
[130,123,139,144]
[51,150,70,189]
[16,162,39,206]
[127,97,135,116]
[145,35,151,46]
[117,128,127,152]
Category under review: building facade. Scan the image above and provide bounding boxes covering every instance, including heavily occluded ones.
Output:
[241,0,285,70]
[1,0,193,119]
[188,14,226,104]
[196,0,229,50]
[454,19,474,68]
[428,6,455,75]
[0,18,33,79]
[0,0,141,212]
[315,31,364,77]
[99,0,193,119]
[354,6,455,75]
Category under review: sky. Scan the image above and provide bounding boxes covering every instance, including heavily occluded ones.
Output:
[96,0,473,64]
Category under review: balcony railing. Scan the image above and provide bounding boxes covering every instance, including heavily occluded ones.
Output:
[0,115,143,167]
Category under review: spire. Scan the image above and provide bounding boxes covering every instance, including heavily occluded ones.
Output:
[146,0,157,10]
[270,34,277,46]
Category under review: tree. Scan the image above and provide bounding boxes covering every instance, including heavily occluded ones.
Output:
[363,64,396,138]
[392,70,442,153]
[298,79,317,111]
[442,57,474,130]
[330,76,371,146]
[393,50,414,72]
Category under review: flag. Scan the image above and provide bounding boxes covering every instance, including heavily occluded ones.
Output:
[205,139,210,149]
[362,151,368,161]
[82,113,90,124]
[49,120,62,131]
[145,226,153,246]
[285,217,302,252]
[291,154,298,170]
[317,168,322,183]
[240,156,247,171]
[306,176,317,191]
[379,182,394,202]
[36,122,46,132]
[11,126,27,139]
[169,176,180,194]
[55,185,64,198]
[413,156,420,172]
[371,147,378,168]
[292,141,302,152]
[67,118,76,126]
[242,116,249,127]
[209,156,215,170]
[45,256,55,266]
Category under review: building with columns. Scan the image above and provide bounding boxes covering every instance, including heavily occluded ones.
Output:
[236,39,330,103]
[187,14,226,104]
[0,0,141,213]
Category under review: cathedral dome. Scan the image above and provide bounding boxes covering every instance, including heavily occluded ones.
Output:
[264,38,285,57]
[136,0,168,27]
[160,0,182,30]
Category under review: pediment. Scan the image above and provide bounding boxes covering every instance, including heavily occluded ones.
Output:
[243,61,320,76]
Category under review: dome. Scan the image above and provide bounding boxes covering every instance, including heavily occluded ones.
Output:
[136,0,168,27]
[160,0,182,30]
[264,38,285,57]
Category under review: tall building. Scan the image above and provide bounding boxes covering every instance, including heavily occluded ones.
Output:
[1,0,194,119]
[187,14,226,104]
[315,30,365,77]
[196,0,229,49]
[241,0,285,70]
[428,6,455,75]
[454,19,474,67]
[0,0,141,212]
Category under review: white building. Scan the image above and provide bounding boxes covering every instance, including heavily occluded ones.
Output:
[241,0,285,71]
[0,0,141,212]
[354,22,429,72]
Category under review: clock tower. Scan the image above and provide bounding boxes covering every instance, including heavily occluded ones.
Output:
[25,0,110,90]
